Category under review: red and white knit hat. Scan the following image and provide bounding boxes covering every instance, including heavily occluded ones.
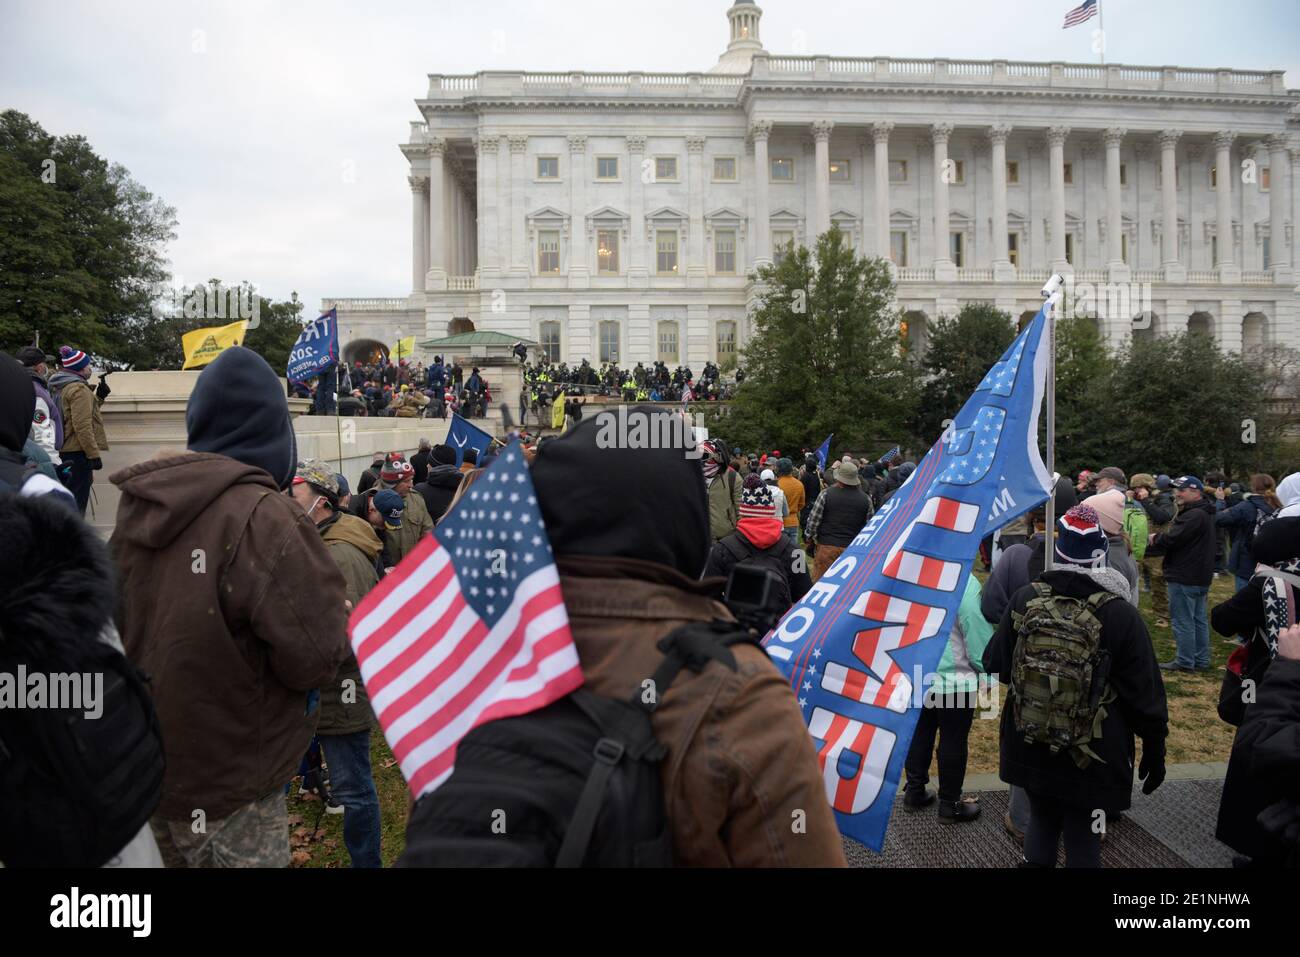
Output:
[59,345,90,372]
[739,473,776,519]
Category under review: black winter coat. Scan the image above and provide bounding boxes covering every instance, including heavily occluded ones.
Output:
[1216,658,1300,864]
[704,529,811,609]
[983,568,1168,811]
[1154,497,1217,586]
[416,464,464,524]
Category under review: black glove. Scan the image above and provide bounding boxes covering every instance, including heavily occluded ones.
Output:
[95,377,111,401]
[89,457,103,471]
[1138,739,1167,795]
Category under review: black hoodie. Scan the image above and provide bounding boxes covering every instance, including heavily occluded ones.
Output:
[185,347,297,490]
[530,407,709,579]
[1154,496,1218,587]
[416,463,465,523]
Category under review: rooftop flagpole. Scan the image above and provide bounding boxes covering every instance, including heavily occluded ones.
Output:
[1098,0,1106,65]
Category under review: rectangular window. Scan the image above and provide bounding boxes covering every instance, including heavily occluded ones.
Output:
[654,156,678,181]
[537,156,559,179]
[950,232,964,268]
[1156,164,1182,189]
[1121,233,1129,264]
[715,229,737,274]
[889,159,908,183]
[1210,165,1218,189]
[772,229,794,264]
[1261,167,1271,191]
[596,156,619,180]
[538,230,560,273]
[1264,237,1271,269]
[1064,233,1074,265]
[539,321,561,363]
[1007,232,1019,267]
[890,230,908,267]
[712,156,737,181]
[599,321,620,364]
[1211,235,1218,263]
[656,230,679,274]
[596,229,620,274]
[716,321,737,363]
[657,322,679,364]
[949,160,965,185]
[1006,161,1019,184]
[1063,162,1073,185]
[829,158,850,182]
[1119,163,1127,186]
[770,157,794,181]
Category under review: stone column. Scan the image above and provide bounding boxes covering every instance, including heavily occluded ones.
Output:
[931,123,954,277]
[1186,143,1203,271]
[477,136,499,276]
[1267,135,1293,280]
[686,135,708,285]
[1214,131,1237,278]
[508,135,529,275]
[568,135,589,287]
[989,125,1012,278]
[750,121,773,266]
[1292,148,1300,270]
[812,120,833,239]
[426,137,447,286]
[1103,127,1125,271]
[1047,126,1070,271]
[449,176,461,276]
[627,135,648,285]
[409,174,429,292]
[873,122,893,261]
[1160,129,1183,278]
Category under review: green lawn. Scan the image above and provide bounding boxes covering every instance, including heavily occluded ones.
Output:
[293,572,1242,867]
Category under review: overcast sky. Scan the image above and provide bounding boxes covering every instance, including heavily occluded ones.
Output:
[3,0,1297,316]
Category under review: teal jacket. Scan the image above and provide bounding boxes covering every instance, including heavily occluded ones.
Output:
[933,575,995,694]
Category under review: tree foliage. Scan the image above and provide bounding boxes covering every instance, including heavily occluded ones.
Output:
[714,228,916,455]
[0,110,177,358]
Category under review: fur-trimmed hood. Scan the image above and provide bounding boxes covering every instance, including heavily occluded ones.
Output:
[0,490,116,671]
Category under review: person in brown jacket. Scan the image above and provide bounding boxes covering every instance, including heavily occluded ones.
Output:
[289,459,383,868]
[529,409,847,866]
[48,345,109,515]
[110,347,350,868]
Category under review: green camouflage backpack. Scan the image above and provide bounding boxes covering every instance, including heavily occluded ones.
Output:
[1009,582,1118,768]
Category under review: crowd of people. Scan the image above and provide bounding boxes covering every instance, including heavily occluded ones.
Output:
[519,357,737,427]
[2,343,1298,870]
[297,354,496,421]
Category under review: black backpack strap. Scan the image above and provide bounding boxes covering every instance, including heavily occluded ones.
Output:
[719,533,752,565]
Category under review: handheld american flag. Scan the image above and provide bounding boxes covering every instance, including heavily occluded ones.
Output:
[763,306,1055,851]
[348,442,583,798]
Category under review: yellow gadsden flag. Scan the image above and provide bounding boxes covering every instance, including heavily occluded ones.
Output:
[551,391,566,430]
[392,336,416,362]
[182,320,249,370]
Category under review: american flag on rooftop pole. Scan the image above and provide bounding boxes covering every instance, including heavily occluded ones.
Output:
[1063,0,1099,28]
[348,440,583,799]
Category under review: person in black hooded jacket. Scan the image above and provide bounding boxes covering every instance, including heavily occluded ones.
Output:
[983,504,1168,867]
[0,351,76,505]
[1152,475,1218,671]
[415,444,464,523]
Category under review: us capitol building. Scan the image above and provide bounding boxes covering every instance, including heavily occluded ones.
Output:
[325,1,1298,368]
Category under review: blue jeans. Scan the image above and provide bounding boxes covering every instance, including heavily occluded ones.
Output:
[319,730,382,868]
[782,526,799,547]
[1168,582,1210,669]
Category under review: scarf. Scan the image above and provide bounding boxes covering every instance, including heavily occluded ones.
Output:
[1255,558,1300,658]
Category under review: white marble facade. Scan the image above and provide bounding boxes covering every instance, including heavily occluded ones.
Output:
[327,1,1299,365]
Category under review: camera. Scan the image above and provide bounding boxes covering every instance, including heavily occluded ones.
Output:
[724,564,787,637]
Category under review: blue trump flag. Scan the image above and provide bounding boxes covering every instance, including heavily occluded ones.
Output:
[815,434,833,471]
[763,304,1055,852]
[448,412,494,466]
[286,308,339,384]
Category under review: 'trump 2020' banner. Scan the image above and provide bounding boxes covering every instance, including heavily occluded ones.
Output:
[763,304,1055,852]
[286,308,338,384]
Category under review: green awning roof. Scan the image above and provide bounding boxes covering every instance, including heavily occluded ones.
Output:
[417,331,537,347]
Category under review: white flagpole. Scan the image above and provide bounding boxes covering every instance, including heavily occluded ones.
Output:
[1041,273,1064,571]
[1098,0,1106,65]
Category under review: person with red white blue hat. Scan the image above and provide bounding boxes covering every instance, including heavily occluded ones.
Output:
[47,345,110,514]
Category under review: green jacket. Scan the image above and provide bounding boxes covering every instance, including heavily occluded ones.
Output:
[386,485,435,563]
[707,469,742,542]
[933,575,995,694]
[317,512,381,735]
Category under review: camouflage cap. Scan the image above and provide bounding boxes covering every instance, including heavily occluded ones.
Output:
[293,459,341,501]
[1130,472,1157,490]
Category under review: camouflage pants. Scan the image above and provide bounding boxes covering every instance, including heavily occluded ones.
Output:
[150,790,289,868]
[1142,554,1168,618]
